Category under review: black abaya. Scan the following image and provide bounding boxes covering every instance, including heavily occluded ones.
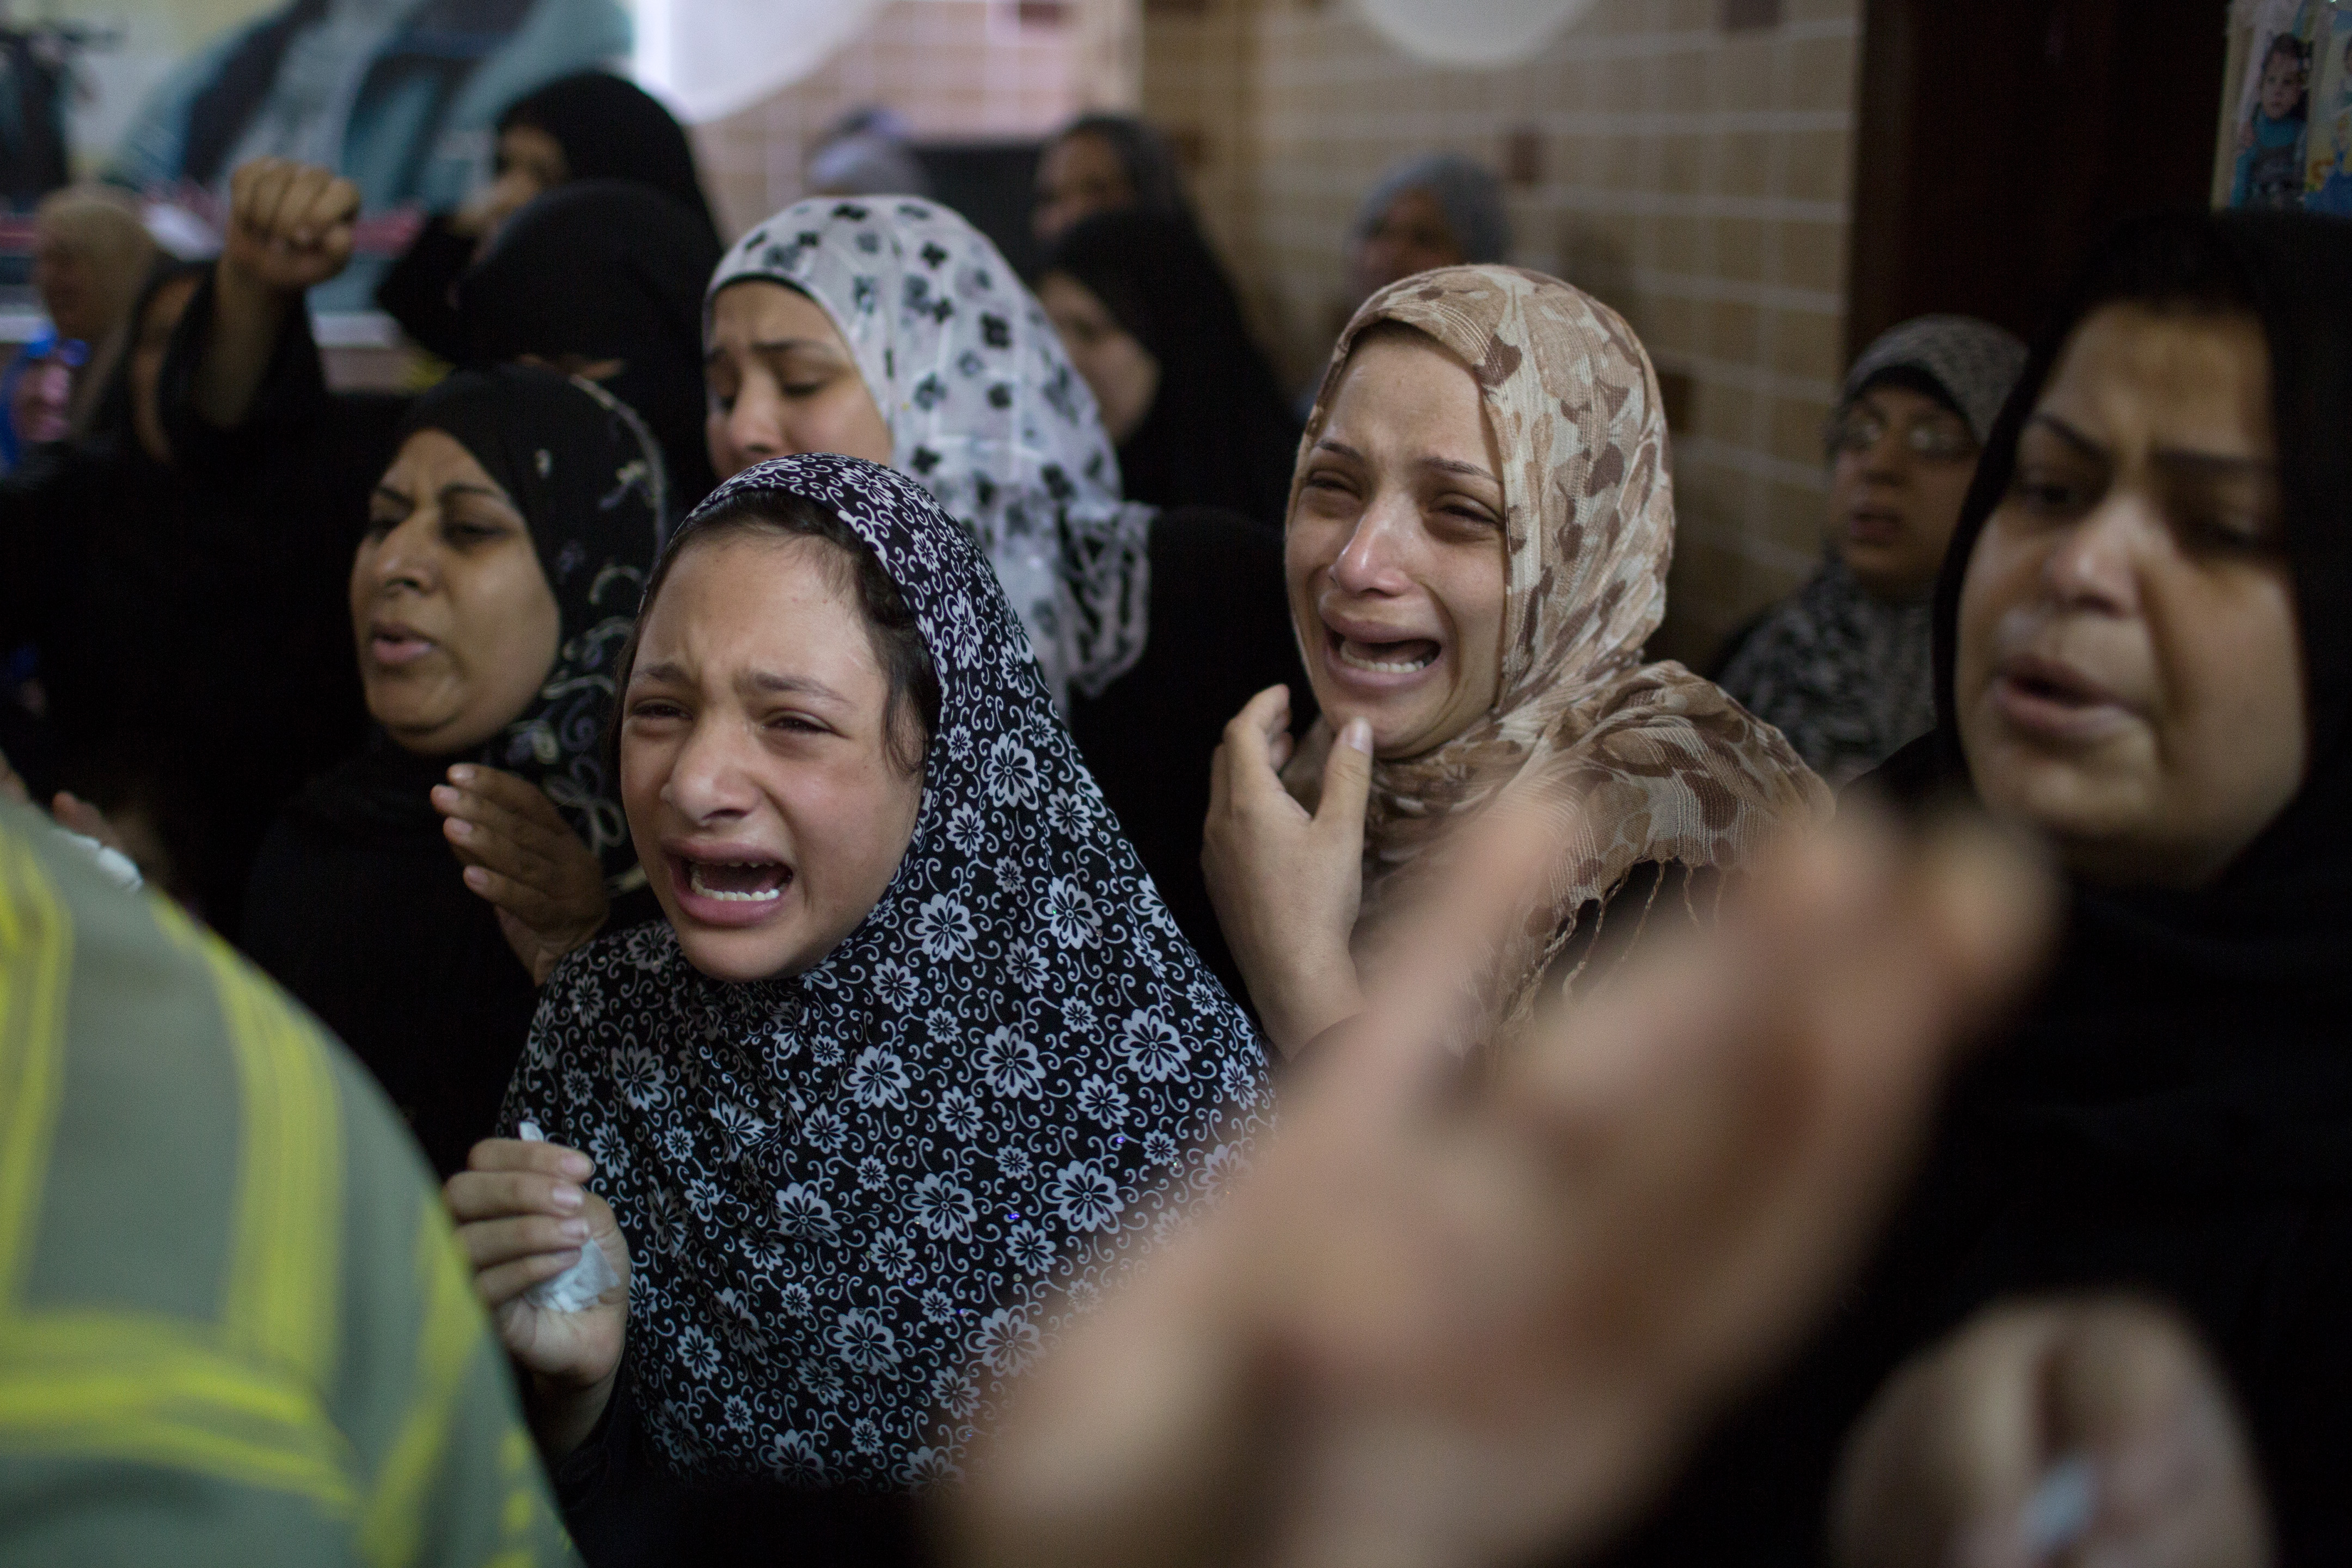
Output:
[241,743,543,1179]
[1067,505,1312,1004]
[1043,210,1302,528]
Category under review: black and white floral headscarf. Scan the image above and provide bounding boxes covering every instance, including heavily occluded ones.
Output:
[394,364,668,881]
[705,197,1154,709]
[504,453,1267,1489]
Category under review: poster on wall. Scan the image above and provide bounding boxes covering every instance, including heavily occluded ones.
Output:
[1,0,631,303]
[2224,0,2316,210]
[2210,0,2352,212]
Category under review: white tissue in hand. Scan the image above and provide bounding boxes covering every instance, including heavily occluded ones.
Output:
[517,1122,622,1312]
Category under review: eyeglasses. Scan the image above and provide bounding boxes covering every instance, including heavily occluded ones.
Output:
[1826,407,1977,462]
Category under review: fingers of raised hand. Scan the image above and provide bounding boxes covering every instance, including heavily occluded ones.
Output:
[458,1212,591,1274]
[0,750,27,804]
[1221,685,1291,774]
[475,1250,589,1310]
[305,174,361,243]
[458,1134,592,1182]
[463,864,568,927]
[272,164,344,244]
[231,158,291,228]
[444,1167,589,1229]
[1312,716,1373,833]
[436,786,563,878]
[436,768,594,884]
[446,764,568,827]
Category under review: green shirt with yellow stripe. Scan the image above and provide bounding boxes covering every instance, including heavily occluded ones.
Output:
[0,798,579,1566]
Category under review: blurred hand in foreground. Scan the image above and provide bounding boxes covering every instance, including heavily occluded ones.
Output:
[947,800,2056,1568]
[1833,1296,2271,1568]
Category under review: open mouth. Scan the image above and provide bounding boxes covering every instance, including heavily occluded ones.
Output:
[1990,652,2132,742]
[1328,628,1440,675]
[369,625,436,667]
[684,858,792,904]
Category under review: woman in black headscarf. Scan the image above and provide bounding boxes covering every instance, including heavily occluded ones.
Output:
[377,70,719,363]
[1038,209,1301,527]
[1610,210,2352,1565]
[241,364,666,1178]
[1031,112,1194,247]
[457,180,723,508]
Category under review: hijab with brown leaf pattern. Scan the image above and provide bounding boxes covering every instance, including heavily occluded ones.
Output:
[1302,265,1830,1032]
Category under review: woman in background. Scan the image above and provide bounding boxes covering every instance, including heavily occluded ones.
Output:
[378,70,719,363]
[1039,209,1300,527]
[1347,152,1510,307]
[0,254,366,922]
[1031,112,1195,247]
[456,180,724,506]
[1714,315,2026,783]
[22,184,159,438]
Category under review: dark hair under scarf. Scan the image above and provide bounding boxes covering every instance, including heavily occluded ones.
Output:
[391,363,669,880]
[1641,211,2352,1565]
[455,181,722,512]
[497,70,719,240]
[1043,209,1301,526]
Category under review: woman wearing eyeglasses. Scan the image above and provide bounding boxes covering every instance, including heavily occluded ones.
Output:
[1715,316,2028,783]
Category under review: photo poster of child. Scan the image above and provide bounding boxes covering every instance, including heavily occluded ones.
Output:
[2306,5,2352,210]
[2229,0,2316,209]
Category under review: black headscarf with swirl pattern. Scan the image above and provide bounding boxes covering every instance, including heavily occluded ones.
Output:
[502,452,1269,1490]
[391,363,667,883]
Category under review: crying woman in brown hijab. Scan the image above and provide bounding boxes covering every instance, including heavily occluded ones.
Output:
[1205,264,1828,1056]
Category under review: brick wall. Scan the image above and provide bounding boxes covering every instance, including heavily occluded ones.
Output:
[1142,0,1862,664]
[689,0,1129,242]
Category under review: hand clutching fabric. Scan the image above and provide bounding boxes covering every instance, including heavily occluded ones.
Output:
[432,763,610,984]
[1832,1297,2273,1568]
[444,1136,631,1462]
[949,800,2056,1568]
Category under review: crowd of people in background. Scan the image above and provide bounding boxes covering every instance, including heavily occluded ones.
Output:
[0,70,2343,1568]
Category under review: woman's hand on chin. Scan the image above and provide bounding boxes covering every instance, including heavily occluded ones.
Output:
[433,764,609,984]
[444,1137,629,1460]
[1203,685,1372,1055]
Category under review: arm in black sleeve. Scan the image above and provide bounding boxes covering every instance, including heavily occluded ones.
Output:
[155,265,330,485]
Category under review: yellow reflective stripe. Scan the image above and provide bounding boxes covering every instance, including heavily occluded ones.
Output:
[0,1309,355,1512]
[358,1208,485,1568]
[156,902,344,1389]
[0,824,70,1307]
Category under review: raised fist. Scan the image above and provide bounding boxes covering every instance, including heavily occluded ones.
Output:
[222,157,361,297]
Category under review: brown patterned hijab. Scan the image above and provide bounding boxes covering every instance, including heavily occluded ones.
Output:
[1302,266,1829,1024]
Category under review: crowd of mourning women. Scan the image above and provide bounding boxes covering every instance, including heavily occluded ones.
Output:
[1,71,2346,1568]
